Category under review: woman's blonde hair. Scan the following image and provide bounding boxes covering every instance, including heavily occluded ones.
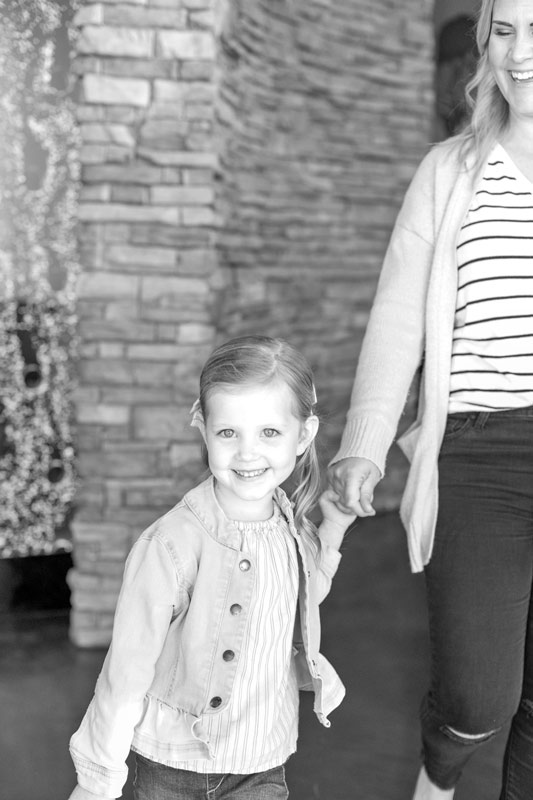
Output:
[458,0,510,171]
[198,335,321,537]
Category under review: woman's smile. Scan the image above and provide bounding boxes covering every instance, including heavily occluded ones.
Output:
[510,69,533,82]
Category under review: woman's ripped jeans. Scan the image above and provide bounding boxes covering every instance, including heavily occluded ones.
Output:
[421,407,533,799]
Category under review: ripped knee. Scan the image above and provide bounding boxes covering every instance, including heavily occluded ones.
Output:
[519,697,533,717]
[441,724,500,745]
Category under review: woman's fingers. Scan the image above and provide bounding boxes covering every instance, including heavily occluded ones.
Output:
[328,457,381,516]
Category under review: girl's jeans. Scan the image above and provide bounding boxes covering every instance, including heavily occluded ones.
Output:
[133,754,289,800]
[422,407,533,798]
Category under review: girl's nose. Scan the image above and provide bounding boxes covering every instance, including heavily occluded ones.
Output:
[237,435,258,460]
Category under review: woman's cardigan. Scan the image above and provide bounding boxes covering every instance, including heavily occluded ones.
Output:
[332,138,478,572]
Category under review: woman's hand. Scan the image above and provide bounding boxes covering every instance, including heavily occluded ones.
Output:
[327,457,381,517]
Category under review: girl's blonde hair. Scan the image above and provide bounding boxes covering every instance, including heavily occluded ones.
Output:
[458,0,510,171]
[198,335,320,537]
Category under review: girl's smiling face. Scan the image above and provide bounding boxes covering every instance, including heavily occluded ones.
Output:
[199,380,318,521]
[489,0,533,123]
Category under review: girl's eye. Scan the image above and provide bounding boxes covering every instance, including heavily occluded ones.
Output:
[218,429,235,438]
[263,428,279,438]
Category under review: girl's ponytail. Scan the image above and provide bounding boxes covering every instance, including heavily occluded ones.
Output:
[290,436,321,540]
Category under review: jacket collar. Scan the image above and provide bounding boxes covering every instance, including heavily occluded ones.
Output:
[183,475,297,548]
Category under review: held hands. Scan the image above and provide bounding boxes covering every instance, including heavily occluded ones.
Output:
[327,456,381,518]
[317,487,357,549]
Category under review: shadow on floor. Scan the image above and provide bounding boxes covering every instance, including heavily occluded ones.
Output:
[0,513,506,800]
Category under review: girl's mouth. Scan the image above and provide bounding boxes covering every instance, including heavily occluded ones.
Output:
[233,468,267,479]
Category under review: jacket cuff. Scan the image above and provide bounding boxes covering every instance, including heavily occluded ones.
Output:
[70,748,125,800]
[319,544,342,579]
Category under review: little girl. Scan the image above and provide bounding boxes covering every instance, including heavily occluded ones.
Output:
[68,335,355,800]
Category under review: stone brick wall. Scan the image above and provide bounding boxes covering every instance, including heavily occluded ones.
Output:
[70,0,434,646]
[214,0,434,503]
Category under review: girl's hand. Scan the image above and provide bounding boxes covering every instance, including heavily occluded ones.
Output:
[67,784,112,800]
[327,456,381,517]
[317,488,357,549]
[319,488,357,529]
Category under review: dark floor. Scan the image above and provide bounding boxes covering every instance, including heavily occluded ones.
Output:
[1,513,507,800]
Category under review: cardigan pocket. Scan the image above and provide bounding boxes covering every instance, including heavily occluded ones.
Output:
[397,420,421,463]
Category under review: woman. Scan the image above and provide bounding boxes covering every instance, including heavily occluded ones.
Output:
[329,1,533,798]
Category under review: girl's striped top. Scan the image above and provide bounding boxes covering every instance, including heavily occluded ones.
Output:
[449,143,533,413]
[172,502,299,774]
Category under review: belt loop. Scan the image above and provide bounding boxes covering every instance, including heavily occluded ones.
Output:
[473,412,490,430]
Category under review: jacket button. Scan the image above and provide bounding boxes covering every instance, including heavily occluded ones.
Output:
[230,603,242,615]
[239,559,251,571]
[210,696,222,708]
[223,650,235,662]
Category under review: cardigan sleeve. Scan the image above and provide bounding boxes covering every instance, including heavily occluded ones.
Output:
[331,146,443,473]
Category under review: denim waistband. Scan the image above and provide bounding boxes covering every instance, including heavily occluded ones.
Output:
[449,405,533,423]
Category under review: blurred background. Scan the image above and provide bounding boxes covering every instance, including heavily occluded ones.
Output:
[2,1,504,798]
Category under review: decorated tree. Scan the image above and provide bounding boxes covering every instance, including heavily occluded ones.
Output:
[0,0,79,556]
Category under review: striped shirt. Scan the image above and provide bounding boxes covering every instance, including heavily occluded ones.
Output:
[449,143,533,413]
[173,502,300,774]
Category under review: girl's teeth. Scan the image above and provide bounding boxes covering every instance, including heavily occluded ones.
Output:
[235,469,265,477]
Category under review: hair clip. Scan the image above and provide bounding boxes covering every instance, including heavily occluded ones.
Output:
[311,384,318,407]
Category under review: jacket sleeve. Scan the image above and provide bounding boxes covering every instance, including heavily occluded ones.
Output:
[315,543,342,604]
[301,526,342,604]
[69,535,182,799]
[331,147,441,473]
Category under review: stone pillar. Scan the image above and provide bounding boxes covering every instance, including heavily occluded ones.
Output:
[69,0,219,646]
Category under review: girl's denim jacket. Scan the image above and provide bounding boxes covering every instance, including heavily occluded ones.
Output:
[70,477,345,799]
